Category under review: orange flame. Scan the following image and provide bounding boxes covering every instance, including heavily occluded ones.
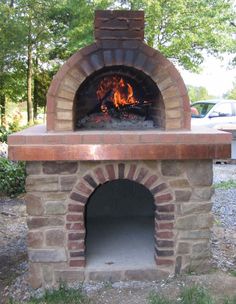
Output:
[97,76,138,113]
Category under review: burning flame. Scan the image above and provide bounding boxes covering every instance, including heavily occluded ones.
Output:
[96,76,138,113]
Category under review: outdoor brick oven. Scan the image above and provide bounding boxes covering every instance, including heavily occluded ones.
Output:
[8,10,231,288]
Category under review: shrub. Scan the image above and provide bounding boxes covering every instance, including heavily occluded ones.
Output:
[0,157,26,197]
[0,126,10,143]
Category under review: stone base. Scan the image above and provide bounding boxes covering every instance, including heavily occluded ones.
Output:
[24,159,214,288]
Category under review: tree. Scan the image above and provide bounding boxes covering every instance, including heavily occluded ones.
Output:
[187,85,212,103]
[0,1,26,126]
[117,0,236,72]
[224,80,236,99]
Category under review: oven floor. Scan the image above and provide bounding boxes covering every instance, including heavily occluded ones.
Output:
[85,216,156,270]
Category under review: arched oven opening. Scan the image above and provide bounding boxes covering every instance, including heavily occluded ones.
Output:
[85,179,155,269]
[74,66,164,130]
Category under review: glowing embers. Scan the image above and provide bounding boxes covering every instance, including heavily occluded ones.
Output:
[97,76,138,113]
[77,73,154,129]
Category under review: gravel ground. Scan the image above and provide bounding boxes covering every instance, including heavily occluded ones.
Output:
[0,164,235,303]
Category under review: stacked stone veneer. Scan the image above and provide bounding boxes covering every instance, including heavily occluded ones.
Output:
[25,160,213,288]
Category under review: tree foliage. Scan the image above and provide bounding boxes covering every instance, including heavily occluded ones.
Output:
[224,80,236,99]
[119,0,236,71]
[187,85,212,103]
[0,0,235,126]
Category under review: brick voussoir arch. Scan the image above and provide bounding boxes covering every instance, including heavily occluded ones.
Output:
[66,162,176,269]
[47,42,190,131]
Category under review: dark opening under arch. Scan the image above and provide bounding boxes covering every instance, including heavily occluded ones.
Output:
[85,179,156,269]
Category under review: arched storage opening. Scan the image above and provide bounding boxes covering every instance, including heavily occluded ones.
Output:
[85,179,155,269]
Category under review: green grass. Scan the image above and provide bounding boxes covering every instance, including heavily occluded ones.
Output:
[8,284,90,304]
[214,180,236,190]
[148,285,236,304]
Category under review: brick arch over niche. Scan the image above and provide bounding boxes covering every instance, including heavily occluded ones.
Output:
[47,42,191,131]
[66,162,176,269]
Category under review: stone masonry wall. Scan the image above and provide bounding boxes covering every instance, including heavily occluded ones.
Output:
[25,160,213,288]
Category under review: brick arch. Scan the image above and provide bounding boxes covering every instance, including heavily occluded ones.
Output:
[46,42,190,132]
[66,162,175,269]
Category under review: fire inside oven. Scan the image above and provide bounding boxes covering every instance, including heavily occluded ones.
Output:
[75,66,160,130]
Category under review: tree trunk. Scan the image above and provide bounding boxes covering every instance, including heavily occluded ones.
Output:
[33,76,39,120]
[27,29,34,125]
[0,94,6,127]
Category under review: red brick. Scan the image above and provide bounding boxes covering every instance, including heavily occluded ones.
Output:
[83,174,98,188]
[94,167,106,184]
[82,134,102,144]
[156,222,174,230]
[103,134,121,144]
[120,134,140,144]
[70,192,88,203]
[135,167,148,183]
[156,213,174,221]
[76,182,93,195]
[156,231,174,239]
[69,259,85,267]
[151,183,168,195]
[68,232,85,241]
[144,175,159,188]
[155,257,174,266]
[118,163,125,179]
[68,204,84,212]
[126,164,137,180]
[68,241,84,250]
[156,204,175,213]
[66,214,83,222]
[155,193,173,204]
[106,164,116,180]
[70,251,85,258]
[66,223,84,230]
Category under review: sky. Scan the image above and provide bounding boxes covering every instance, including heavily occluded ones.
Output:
[179,55,236,98]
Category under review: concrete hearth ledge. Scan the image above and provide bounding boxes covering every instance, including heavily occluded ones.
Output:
[8,124,232,161]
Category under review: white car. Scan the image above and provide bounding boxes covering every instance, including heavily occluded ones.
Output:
[191,99,236,129]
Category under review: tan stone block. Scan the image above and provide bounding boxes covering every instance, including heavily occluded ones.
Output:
[60,175,77,191]
[44,192,68,200]
[185,160,213,186]
[165,97,181,110]
[63,76,80,91]
[56,98,73,110]
[26,162,42,175]
[25,193,44,216]
[28,263,43,289]
[177,242,190,254]
[45,202,66,215]
[162,86,180,99]
[179,230,211,240]
[169,179,190,188]
[58,88,75,100]
[180,202,212,215]
[28,231,44,248]
[69,68,85,84]
[29,249,67,262]
[45,229,66,246]
[42,264,54,285]
[165,118,181,130]
[27,216,65,229]
[55,120,73,131]
[161,160,183,176]
[43,162,78,175]
[57,111,73,121]
[166,109,181,119]
[26,176,59,192]
[158,77,173,91]
[191,187,214,201]
[176,214,213,230]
